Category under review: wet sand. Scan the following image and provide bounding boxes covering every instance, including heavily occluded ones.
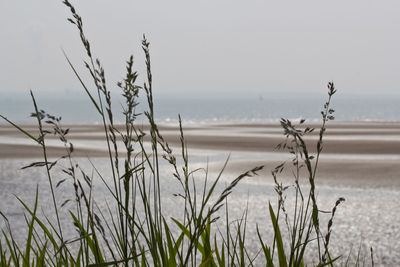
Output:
[0,143,107,158]
[1,122,400,155]
[0,122,399,188]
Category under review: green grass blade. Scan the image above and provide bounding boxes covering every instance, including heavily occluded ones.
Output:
[269,203,287,267]
[62,49,103,115]
[256,225,273,267]
[36,241,48,267]
[0,240,11,267]
[87,254,143,267]
[171,217,205,254]
[198,255,214,267]
[318,256,341,266]
[15,197,60,251]
[22,186,39,267]
[214,235,225,266]
[1,231,19,266]
[0,115,40,144]
[69,211,105,264]
[162,217,179,266]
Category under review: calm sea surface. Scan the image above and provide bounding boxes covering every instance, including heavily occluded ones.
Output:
[1,92,399,124]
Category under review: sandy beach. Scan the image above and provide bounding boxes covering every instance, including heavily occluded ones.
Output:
[1,122,400,155]
[0,122,399,188]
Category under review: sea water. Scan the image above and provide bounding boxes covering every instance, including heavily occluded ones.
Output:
[1,91,399,124]
[0,155,399,265]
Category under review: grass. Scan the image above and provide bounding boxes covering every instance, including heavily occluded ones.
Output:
[0,1,373,266]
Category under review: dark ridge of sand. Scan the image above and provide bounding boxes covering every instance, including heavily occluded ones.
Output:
[166,134,400,154]
[1,133,400,155]
[216,122,400,129]
[0,123,181,134]
[1,134,399,157]
[245,130,400,135]
[0,143,107,158]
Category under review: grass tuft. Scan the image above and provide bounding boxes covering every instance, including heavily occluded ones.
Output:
[0,1,374,266]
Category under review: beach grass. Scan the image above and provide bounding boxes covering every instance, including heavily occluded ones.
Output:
[0,1,374,266]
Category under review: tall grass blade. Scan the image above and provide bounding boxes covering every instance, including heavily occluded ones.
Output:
[269,203,287,267]
[0,115,40,144]
[22,186,39,267]
[62,49,102,115]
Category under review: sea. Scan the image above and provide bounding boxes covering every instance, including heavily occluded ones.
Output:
[1,91,399,124]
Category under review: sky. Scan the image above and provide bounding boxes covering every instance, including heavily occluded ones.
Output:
[0,0,399,98]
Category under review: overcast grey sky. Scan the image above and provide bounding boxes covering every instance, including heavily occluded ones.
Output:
[0,0,399,97]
